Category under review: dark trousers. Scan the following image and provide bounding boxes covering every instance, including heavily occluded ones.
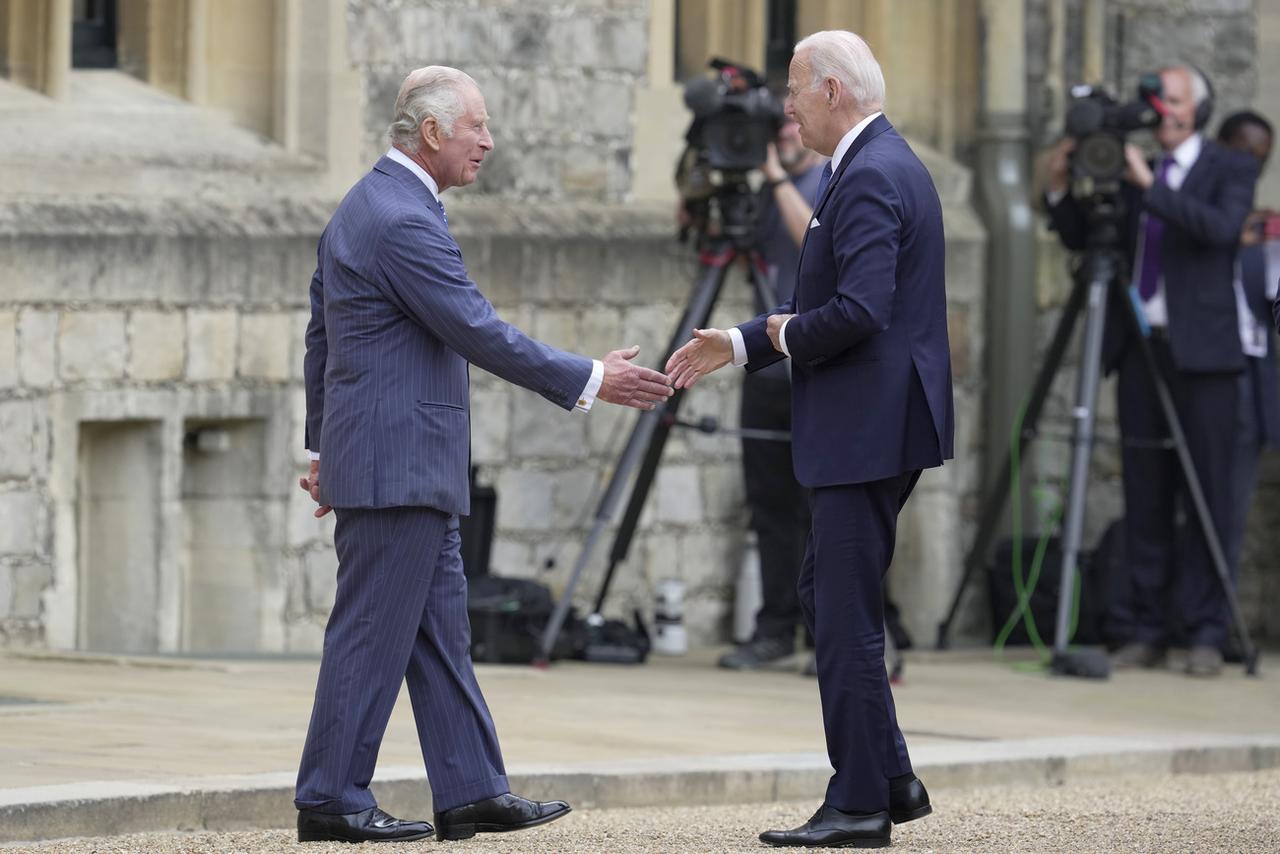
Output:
[741,373,811,643]
[1110,338,1239,649]
[799,471,920,814]
[1227,363,1263,574]
[295,507,509,814]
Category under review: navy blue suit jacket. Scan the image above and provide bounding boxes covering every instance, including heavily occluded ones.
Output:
[303,157,592,513]
[739,115,955,486]
[1240,244,1280,447]
[1047,140,1258,374]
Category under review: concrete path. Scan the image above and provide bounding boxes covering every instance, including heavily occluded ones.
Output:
[1,647,1277,843]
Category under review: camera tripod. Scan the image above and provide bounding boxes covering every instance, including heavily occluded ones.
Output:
[536,192,778,663]
[935,237,1260,677]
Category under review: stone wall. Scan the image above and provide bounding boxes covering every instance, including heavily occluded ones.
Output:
[348,0,650,203]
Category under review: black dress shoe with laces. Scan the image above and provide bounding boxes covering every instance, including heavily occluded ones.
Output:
[297,806,433,843]
[718,636,796,670]
[434,792,571,841]
[889,772,932,823]
[759,804,890,848]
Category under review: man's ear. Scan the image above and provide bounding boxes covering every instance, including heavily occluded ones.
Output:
[420,117,442,152]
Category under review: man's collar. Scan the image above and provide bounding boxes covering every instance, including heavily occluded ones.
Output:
[1168,133,1203,170]
[830,111,884,173]
[386,147,441,200]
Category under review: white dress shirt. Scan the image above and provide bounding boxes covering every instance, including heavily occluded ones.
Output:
[307,150,604,459]
[728,112,884,366]
[1133,133,1202,329]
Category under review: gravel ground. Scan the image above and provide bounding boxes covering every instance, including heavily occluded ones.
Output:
[6,769,1279,853]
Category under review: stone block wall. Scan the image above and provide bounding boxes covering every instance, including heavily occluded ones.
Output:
[348,0,650,203]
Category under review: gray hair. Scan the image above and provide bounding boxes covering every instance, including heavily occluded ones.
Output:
[387,66,478,151]
[1161,63,1212,108]
[795,30,886,113]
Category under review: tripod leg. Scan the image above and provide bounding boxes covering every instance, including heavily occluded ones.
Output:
[1117,285,1260,676]
[936,274,1090,648]
[538,251,735,662]
[1051,256,1114,674]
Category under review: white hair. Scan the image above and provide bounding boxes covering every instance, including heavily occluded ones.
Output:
[1161,63,1211,108]
[387,66,478,151]
[795,30,886,113]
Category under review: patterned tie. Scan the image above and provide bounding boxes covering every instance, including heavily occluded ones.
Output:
[816,160,834,202]
[1136,155,1176,301]
[435,195,448,227]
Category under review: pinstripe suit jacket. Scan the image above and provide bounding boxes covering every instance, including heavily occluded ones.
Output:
[303,156,593,513]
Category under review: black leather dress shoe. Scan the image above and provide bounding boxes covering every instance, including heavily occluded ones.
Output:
[297,806,433,843]
[434,792,571,841]
[889,772,933,823]
[759,804,890,848]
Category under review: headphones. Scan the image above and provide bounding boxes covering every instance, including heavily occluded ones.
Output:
[1189,64,1215,130]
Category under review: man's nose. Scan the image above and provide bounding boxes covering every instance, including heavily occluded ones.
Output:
[480,128,494,150]
[784,97,796,120]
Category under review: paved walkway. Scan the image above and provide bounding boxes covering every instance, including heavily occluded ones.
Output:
[1,647,1277,843]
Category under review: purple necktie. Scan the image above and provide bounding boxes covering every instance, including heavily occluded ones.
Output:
[1137,156,1176,301]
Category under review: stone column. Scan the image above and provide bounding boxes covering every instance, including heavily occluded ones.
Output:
[976,0,1036,532]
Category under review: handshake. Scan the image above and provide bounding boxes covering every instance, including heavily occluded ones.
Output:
[602,313,795,406]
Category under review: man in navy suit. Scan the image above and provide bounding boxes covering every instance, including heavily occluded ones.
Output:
[668,31,953,849]
[1045,65,1258,677]
[1217,111,1280,622]
[295,66,672,844]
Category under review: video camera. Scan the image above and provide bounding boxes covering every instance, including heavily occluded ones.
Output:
[677,59,785,194]
[1064,74,1164,202]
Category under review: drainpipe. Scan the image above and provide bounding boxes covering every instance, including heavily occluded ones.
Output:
[976,0,1036,536]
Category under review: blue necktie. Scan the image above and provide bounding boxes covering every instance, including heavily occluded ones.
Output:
[816,161,833,201]
[436,196,448,227]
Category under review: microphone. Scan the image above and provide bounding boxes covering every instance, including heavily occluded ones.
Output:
[682,76,721,118]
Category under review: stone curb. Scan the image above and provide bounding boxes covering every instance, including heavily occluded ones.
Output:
[2,734,1278,844]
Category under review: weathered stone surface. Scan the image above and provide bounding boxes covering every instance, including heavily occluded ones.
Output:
[0,313,16,388]
[17,311,57,388]
[653,465,703,525]
[303,548,338,613]
[0,491,40,554]
[10,561,51,618]
[238,313,293,381]
[128,311,185,381]
[0,401,34,480]
[510,389,587,458]
[0,565,10,620]
[58,312,126,382]
[187,310,238,381]
[495,468,557,531]
[471,388,511,465]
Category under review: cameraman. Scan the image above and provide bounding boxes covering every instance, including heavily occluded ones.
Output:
[718,117,825,671]
[1044,64,1258,677]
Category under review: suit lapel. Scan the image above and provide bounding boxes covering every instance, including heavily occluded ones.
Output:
[799,115,894,261]
[374,156,449,230]
[1178,140,1215,196]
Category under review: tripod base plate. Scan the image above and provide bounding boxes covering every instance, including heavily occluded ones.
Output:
[1050,648,1111,680]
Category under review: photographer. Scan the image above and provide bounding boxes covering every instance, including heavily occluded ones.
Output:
[1044,64,1258,677]
[718,117,825,671]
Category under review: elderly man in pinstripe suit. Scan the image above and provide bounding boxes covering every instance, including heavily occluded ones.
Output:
[294,66,673,844]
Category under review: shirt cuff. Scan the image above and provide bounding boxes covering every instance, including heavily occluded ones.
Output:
[307,450,320,461]
[575,359,605,412]
[728,327,748,367]
[778,318,793,358]
[1045,187,1068,207]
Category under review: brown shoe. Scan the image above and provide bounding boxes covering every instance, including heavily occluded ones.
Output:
[1110,642,1164,669]
[1186,645,1223,677]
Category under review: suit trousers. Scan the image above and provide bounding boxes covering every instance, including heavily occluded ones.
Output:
[741,372,811,643]
[1110,337,1240,649]
[295,506,509,815]
[799,471,920,814]
[1227,362,1263,576]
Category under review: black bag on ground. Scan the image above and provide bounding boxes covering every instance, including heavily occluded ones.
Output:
[986,533,1112,646]
[467,575,558,664]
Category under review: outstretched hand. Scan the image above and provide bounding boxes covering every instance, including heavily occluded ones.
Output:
[665,328,733,389]
[598,346,674,410]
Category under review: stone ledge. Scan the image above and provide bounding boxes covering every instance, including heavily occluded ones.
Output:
[2,734,1277,844]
